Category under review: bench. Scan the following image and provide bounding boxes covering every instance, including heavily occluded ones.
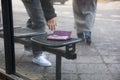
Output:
[0,27,81,80]
[0,27,45,45]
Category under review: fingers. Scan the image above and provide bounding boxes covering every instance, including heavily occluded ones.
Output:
[47,17,57,31]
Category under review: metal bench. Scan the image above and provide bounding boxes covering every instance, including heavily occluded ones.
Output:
[31,34,80,80]
[0,27,81,80]
[0,27,45,44]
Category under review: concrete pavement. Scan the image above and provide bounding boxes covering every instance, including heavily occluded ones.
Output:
[0,0,120,80]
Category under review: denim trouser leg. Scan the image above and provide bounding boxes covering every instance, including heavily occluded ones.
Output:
[22,0,46,32]
[73,0,97,34]
[22,0,46,57]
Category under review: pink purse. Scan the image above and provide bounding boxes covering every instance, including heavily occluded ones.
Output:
[47,30,72,40]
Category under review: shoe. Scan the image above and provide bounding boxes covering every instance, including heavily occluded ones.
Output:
[77,32,85,41]
[40,53,47,58]
[84,31,92,45]
[32,54,52,67]
[77,31,92,45]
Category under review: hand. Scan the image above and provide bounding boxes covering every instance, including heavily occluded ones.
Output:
[47,17,57,31]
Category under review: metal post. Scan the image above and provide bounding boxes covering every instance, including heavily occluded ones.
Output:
[1,0,15,74]
[56,55,62,80]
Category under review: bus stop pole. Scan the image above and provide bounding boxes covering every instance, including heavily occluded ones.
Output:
[1,0,15,74]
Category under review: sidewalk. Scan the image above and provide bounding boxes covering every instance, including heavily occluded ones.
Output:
[0,0,120,80]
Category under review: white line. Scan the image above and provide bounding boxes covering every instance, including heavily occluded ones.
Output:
[96,14,103,17]
[111,15,120,18]
[96,18,120,22]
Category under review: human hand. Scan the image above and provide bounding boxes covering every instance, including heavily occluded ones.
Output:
[47,17,57,31]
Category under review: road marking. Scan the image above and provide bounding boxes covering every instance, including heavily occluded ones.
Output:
[96,18,120,22]
[96,14,120,18]
[96,14,102,17]
[111,15,120,18]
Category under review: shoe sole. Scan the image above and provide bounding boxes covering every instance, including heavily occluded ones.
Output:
[32,59,52,67]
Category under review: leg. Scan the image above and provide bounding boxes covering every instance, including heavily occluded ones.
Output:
[22,0,51,66]
[31,42,52,67]
[22,0,46,51]
[22,0,46,32]
[73,0,97,44]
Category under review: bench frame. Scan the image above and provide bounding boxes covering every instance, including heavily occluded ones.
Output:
[0,27,80,80]
[31,35,80,80]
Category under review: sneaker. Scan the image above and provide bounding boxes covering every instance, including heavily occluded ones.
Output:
[77,32,85,41]
[40,53,47,58]
[77,31,92,45]
[84,31,92,45]
[32,55,52,67]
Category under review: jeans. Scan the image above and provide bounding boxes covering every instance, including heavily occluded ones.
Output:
[73,0,97,34]
[22,0,46,32]
[22,0,46,56]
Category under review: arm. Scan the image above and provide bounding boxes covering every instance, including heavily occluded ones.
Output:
[41,0,57,31]
[41,0,56,21]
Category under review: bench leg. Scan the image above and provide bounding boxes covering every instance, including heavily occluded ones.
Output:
[56,55,61,80]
